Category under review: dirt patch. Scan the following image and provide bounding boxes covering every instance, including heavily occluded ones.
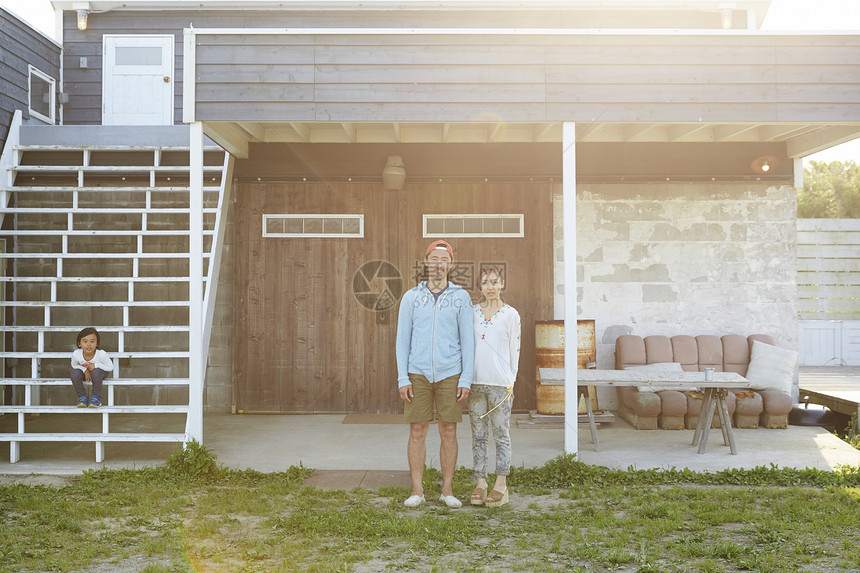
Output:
[0,474,74,488]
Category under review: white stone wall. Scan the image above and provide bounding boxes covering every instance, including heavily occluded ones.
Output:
[553,182,798,408]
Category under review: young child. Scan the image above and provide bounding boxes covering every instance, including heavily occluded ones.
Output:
[70,327,113,408]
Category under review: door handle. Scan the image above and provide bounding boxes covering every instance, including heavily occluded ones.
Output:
[163,76,171,83]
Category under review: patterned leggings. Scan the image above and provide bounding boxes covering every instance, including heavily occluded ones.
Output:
[468,384,513,478]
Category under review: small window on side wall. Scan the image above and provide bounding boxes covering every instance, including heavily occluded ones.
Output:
[28,65,56,124]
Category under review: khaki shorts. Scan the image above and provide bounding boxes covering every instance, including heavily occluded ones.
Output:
[403,373,462,423]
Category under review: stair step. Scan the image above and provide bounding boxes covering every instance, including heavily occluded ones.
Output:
[0,208,218,213]
[0,433,187,442]
[0,351,190,359]
[8,186,221,192]
[0,378,190,386]
[0,253,209,259]
[0,230,213,236]
[0,325,190,331]
[15,144,222,152]
[0,277,194,283]
[0,406,189,414]
[1,301,191,307]
[10,165,223,172]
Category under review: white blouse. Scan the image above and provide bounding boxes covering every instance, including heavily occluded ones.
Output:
[472,303,521,387]
[71,348,114,373]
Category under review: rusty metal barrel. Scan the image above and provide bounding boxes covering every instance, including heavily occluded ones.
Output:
[534,319,596,414]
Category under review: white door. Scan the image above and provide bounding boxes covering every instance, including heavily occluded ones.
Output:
[103,35,174,125]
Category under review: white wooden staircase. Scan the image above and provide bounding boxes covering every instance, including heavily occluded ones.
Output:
[0,120,232,463]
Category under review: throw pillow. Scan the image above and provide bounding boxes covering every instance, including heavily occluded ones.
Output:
[744,340,797,394]
[624,362,684,392]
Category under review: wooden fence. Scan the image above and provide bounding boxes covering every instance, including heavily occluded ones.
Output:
[797,218,860,365]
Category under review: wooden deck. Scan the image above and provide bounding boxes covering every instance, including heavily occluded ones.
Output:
[798,367,860,419]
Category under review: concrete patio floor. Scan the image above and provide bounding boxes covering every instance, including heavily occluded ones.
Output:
[1,413,858,480]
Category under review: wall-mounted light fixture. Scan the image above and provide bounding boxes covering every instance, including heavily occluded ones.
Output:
[76,9,89,30]
[382,155,406,190]
[750,155,779,174]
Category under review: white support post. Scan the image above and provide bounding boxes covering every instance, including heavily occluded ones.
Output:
[794,158,804,189]
[562,122,578,456]
[186,122,204,444]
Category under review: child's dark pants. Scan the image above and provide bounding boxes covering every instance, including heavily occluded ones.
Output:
[70,368,107,399]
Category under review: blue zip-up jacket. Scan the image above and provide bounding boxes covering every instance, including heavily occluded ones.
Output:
[395,281,474,389]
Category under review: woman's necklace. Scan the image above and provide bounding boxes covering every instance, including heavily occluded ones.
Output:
[479,301,504,340]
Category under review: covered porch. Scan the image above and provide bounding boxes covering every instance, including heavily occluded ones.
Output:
[1,410,858,480]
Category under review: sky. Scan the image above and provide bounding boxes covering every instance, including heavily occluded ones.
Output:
[1,0,858,163]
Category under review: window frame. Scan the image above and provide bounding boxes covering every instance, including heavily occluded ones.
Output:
[262,214,365,238]
[422,214,525,238]
[28,65,56,124]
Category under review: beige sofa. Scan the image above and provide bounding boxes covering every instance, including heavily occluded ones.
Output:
[614,334,793,430]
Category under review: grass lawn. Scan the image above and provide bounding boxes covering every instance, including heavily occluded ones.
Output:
[1,445,859,572]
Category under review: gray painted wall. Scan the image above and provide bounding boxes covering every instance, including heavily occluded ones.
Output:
[0,8,61,150]
[553,181,798,408]
[59,9,860,126]
[192,32,860,123]
[60,8,726,126]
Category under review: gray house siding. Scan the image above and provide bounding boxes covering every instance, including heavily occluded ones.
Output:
[192,33,860,123]
[59,8,797,126]
[0,8,61,151]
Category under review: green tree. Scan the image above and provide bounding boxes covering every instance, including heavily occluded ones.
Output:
[798,160,860,218]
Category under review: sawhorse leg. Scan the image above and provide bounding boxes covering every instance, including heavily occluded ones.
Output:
[715,390,738,454]
[579,387,600,451]
[694,388,717,454]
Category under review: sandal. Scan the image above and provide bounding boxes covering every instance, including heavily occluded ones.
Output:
[485,488,509,508]
[470,487,486,506]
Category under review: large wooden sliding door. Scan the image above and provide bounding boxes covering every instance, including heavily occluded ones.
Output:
[233,180,553,413]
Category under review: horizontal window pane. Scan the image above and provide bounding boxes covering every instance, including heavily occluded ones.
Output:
[426,218,444,235]
[463,218,483,234]
[265,218,284,234]
[443,218,464,234]
[303,218,323,234]
[342,218,361,234]
[503,217,521,234]
[116,46,162,66]
[284,218,303,234]
[30,76,52,117]
[483,218,503,234]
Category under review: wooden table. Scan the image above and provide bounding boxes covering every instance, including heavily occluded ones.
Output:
[539,368,751,454]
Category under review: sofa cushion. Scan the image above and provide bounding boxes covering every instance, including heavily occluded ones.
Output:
[644,336,673,363]
[695,335,723,370]
[624,362,685,391]
[615,335,647,369]
[744,340,797,394]
[671,335,699,370]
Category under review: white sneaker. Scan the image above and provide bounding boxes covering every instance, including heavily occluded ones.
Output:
[439,494,462,508]
[403,494,425,508]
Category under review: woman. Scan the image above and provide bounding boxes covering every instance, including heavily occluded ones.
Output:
[469,265,521,507]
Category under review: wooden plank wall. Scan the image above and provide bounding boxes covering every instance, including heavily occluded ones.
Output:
[194,33,860,123]
[0,9,61,148]
[797,218,860,320]
[233,180,553,414]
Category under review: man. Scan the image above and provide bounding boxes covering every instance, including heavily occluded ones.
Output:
[395,239,474,508]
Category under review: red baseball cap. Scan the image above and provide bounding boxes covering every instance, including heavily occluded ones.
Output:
[425,240,454,259]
